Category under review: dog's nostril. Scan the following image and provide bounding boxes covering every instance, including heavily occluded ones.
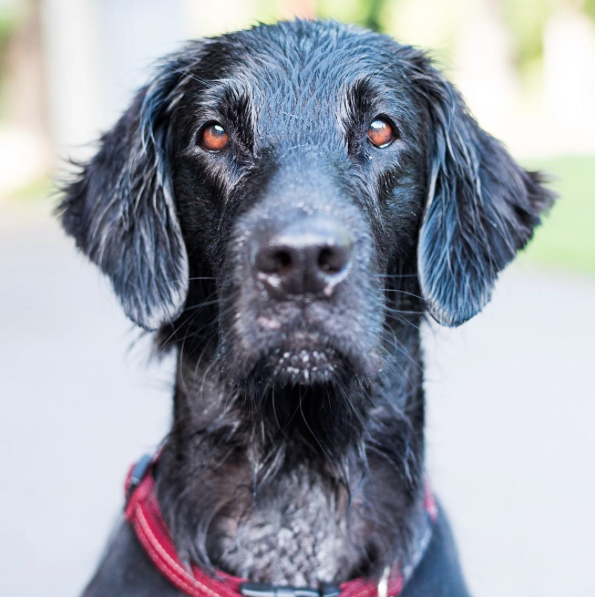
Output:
[257,248,293,275]
[318,245,349,274]
[274,250,292,273]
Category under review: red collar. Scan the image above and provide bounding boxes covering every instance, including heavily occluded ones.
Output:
[124,457,436,597]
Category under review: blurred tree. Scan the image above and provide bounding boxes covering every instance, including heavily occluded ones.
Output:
[0,1,20,51]
[583,0,595,19]
[361,0,389,31]
[500,0,595,76]
[314,0,391,31]
[500,0,554,75]
[0,0,45,132]
[0,0,21,121]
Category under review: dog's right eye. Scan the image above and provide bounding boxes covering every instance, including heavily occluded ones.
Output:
[367,118,396,148]
[199,122,229,152]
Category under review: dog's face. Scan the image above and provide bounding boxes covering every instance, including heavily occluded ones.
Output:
[59,21,553,389]
[170,25,429,386]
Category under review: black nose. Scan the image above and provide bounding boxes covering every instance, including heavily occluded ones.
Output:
[254,218,353,298]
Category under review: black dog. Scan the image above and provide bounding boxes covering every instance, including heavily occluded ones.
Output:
[58,20,554,597]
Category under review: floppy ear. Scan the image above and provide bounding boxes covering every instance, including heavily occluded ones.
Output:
[414,61,556,327]
[58,56,191,330]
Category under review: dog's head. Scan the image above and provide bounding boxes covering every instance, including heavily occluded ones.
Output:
[59,21,554,389]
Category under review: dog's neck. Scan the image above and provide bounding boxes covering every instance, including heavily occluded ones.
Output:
[156,322,426,587]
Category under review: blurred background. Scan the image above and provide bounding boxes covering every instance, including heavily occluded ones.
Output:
[0,1,593,596]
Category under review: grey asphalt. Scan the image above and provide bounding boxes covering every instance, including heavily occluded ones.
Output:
[1,207,594,597]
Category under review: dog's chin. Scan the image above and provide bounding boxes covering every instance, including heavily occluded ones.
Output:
[261,346,348,386]
[244,331,376,387]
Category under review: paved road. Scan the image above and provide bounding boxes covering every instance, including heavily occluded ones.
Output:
[1,207,594,597]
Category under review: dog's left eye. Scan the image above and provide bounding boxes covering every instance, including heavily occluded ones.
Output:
[367,118,396,148]
[199,122,229,152]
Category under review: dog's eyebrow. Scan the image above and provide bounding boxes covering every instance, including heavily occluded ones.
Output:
[187,76,246,115]
[340,76,399,136]
[343,77,378,117]
[343,76,404,116]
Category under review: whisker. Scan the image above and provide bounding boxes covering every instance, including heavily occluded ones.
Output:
[183,297,223,312]
[382,288,426,301]
[339,385,371,439]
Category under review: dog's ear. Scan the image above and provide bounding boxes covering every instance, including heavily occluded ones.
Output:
[412,58,555,327]
[58,56,192,331]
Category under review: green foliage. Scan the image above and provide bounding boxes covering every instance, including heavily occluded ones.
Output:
[7,175,53,204]
[314,0,390,31]
[522,155,595,274]
[0,2,24,123]
[500,0,554,73]
[0,3,20,51]
[361,0,389,31]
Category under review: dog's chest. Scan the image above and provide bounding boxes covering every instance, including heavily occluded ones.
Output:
[211,476,363,586]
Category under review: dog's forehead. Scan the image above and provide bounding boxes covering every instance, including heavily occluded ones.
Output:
[227,21,395,82]
[193,22,414,144]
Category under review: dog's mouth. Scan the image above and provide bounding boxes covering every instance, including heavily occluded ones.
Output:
[263,345,343,385]
[250,330,370,386]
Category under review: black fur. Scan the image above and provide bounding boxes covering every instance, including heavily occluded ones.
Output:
[58,20,555,596]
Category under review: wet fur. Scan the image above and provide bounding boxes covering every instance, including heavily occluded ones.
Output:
[58,20,554,596]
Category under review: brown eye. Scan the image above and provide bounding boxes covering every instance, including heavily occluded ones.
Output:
[367,118,396,148]
[200,122,229,152]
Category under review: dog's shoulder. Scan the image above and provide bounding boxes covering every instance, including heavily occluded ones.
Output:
[401,507,471,597]
[82,522,183,597]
